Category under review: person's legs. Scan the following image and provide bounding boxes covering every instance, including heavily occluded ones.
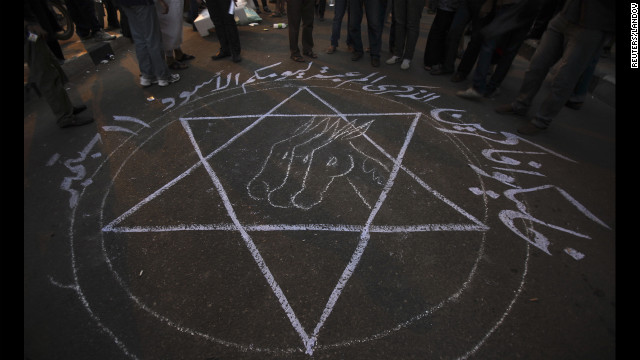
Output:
[567,44,604,105]
[455,1,493,77]
[393,0,407,58]
[364,0,383,60]
[423,8,452,67]
[330,0,348,47]
[348,0,365,56]
[66,0,94,37]
[485,23,530,95]
[441,0,470,73]
[470,35,498,94]
[121,4,171,81]
[401,0,424,61]
[207,0,231,55]
[511,16,566,114]
[103,0,121,28]
[288,0,303,56]
[302,0,316,53]
[532,21,605,128]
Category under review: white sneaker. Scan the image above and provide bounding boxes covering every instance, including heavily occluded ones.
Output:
[456,87,483,100]
[385,55,400,64]
[157,73,180,87]
[400,59,411,70]
[140,76,155,87]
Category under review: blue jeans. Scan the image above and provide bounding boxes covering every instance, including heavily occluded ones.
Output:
[442,0,492,74]
[471,4,530,94]
[348,0,384,58]
[330,0,353,47]
[512,14,606,128]
[120,4,171,81]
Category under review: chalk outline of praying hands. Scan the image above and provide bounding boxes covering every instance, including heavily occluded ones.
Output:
[247,117,382,210]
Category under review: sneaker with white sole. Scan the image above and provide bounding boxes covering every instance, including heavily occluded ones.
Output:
[400,59,411,70]
[140,75,155,87]
[385,55,400,64]
[93,29,116,41]
[157,73,180,87]
[456,87,483,100]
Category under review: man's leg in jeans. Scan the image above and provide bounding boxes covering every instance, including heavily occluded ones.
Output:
[485,23,531,95]
[532,21,605,128]
[511,17,565,115]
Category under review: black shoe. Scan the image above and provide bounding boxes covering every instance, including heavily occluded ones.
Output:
[450,72,466,82]
[58,115,94,128]
[371,57,380,67]
[565,100,583,110]
[351,52,364,61]
[232,53,241,63]
[263,6,271,12]
[517,122,546,135]
[72,104,87,115]
[495,103,527,117]
[303,51,318,58]
[212,51,231,60]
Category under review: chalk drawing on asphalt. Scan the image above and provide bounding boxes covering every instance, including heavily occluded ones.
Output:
[100,86,490,355]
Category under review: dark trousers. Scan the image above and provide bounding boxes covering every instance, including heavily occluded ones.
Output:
[395,0,426,61]
[423,8,454,66]
[206,0,242,55]
[330,0,353,47]
[316,0,326,18]
[25,36,73,124]
[287,0,315,55]
[349,0,384,58]
[472,6,532,93]
[66,0,101,37]
[442,0,493,74]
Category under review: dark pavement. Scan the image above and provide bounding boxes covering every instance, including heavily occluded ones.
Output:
[24,5,616,360]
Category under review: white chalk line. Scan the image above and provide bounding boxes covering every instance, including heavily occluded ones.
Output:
[181,114,314,349]
[99,86,491,355]
[306,103,421,354]
[105,87,486,234]
[105,223,488,233]
[103,87,308,231]
[76,84,522,358]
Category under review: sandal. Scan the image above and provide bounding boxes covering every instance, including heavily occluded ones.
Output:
[290,54,306,62]
[169,61,189,70]
[177,53,195,61]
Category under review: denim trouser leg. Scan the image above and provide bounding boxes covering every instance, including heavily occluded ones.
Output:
[470,36,498,93]
[569,44,603,103]
[514,15,605,128]
[485,23,530,93]
[532,19,605,127]
[330,0,351,47]
[442,1,470,72]
[121,5,170,81]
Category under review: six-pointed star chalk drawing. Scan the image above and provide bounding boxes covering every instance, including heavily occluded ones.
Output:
[102,87,489,355]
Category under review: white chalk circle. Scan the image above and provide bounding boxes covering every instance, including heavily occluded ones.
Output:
[69,83,529,359]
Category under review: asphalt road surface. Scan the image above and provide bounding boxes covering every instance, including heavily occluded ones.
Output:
[24,7,616,360]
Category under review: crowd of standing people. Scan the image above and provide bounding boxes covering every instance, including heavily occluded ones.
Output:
[25,0,614,135]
